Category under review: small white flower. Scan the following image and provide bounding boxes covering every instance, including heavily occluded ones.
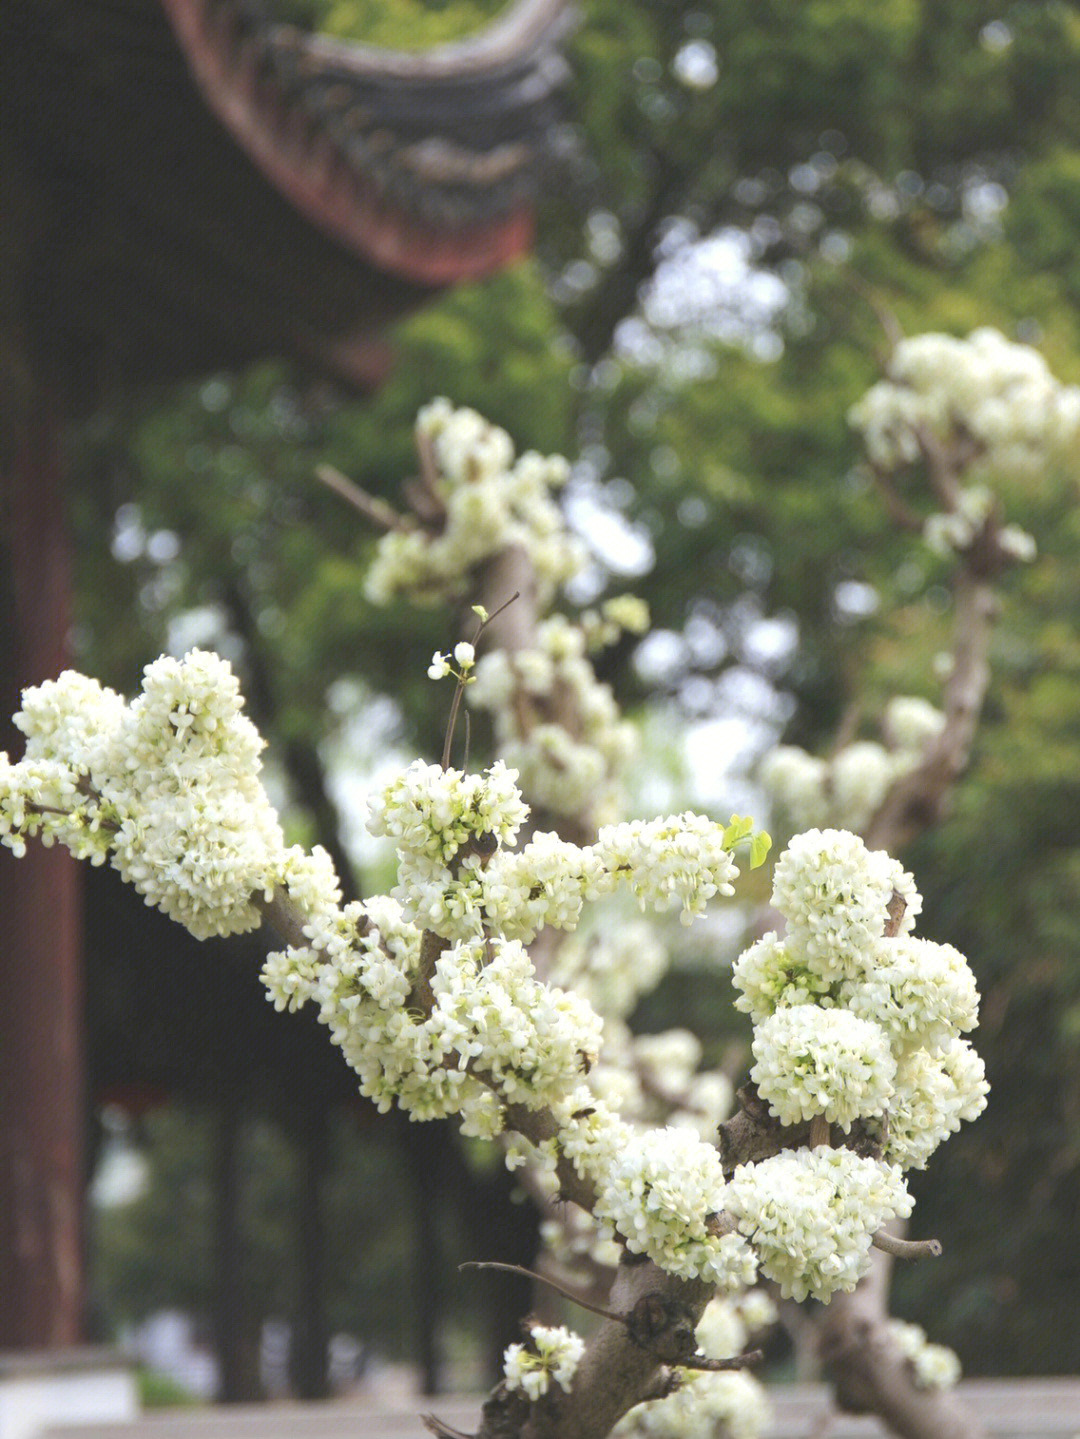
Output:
[503,1324,585,1400]
[888,1319,961,1390]
[997,524,1037,562]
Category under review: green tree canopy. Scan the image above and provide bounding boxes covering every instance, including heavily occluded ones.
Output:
[71,0,1080,1380]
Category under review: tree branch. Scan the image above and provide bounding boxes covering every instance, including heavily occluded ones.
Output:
[315,463,410,531]
[865,571,994,852]
[818,1272,987,1439]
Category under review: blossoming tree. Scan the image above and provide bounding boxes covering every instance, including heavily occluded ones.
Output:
[4,326,1064,1437]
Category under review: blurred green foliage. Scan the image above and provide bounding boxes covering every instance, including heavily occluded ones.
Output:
[78,0,1080,1381]
[276,0,508,47]
[93,1108,446,1363]
[136,1369,206,1408]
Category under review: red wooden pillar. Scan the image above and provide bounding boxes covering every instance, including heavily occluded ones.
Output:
[0,388,83,1346]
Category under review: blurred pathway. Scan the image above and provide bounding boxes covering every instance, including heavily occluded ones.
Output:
[43,1378,1080,1439]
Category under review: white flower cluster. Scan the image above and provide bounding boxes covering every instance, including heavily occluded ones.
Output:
[365,758,528,936]
[884,696,949,753]
[468,614,639,824]
[769,829,920,978]
[262,845,357,1013]
[595,814,739,925]
[367,757,527,866]
[849,327,1080,481]
[483,833,612,942]
[761,696,946,836]
[0,652,284,938]
[726,1148,913,1302]
[847,937,979,1055]
[364,400,586,606]
[848,328,1070,563]
[503,1323,586,1401]
[366,758,747,946]
[267,917,602,1133]
[431,938,603,1110]
[885,1043,989,1171]
[613,1371,770,1439]
[732,829,987,1189]
[581,594,651,651]
[594,1126,758,1288]
[750,1007,895,1131]
[887,1319,962,1390]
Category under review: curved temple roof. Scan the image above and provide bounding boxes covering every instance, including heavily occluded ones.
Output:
[160,0,573,283]
[1,0,573,398]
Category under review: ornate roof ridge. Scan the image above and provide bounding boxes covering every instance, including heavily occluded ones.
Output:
[160,0,574,283]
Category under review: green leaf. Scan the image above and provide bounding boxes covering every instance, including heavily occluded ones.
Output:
[750,830,772,870]
[722,814,754,847]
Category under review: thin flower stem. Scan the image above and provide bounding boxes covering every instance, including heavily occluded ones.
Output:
[440,592,520,771]
[440,680,467,772]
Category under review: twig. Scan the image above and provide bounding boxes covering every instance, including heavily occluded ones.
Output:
[422,1416,474,1439]
[868,462,923,532]
[866,571,995,852]
[315,463,409,531]
[884,892,907,939]
[411,429,448,522]
[842,272,905,359]
[913,422,962,513]
[408,929,450,1018]
[460,1260,625,1325]
[677,1349,763,1373]
[871,1232,942,1261]
[464,1262,763,1382]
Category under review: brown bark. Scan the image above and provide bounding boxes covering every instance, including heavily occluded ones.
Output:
[818,1251,986,1439]
[0,390,83,1348]
[522,1264,712,1439]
